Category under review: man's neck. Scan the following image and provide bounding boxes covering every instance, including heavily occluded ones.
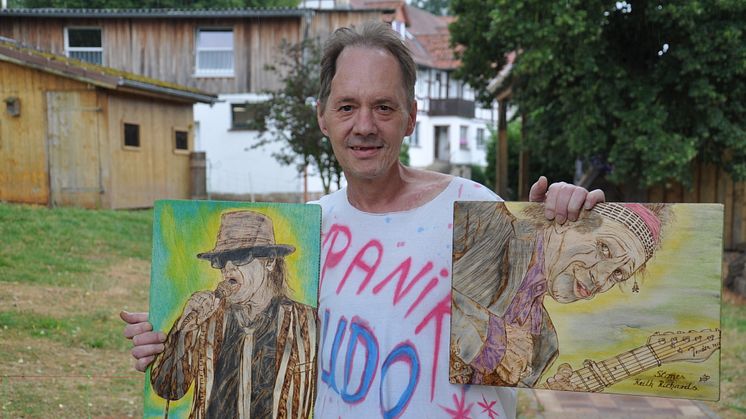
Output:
[345,164,453,213]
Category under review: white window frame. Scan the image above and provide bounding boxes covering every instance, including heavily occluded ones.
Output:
[64,27,103,65]
[195,28,235,77]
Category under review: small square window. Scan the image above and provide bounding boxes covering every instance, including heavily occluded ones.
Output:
[66,27,102,65]
[231,103,265,130]
[175,130,188,150]
[476,128,486,149]
[124,123,140,148]
[460,126,469,150]
[196,28,234,76]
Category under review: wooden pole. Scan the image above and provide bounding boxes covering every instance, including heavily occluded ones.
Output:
[496,99,509,197]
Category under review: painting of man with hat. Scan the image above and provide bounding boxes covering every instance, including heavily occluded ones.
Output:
[146,203,319,419]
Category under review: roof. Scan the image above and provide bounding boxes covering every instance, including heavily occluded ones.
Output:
[349,0,458,70]
[0,7,310,18]
[0,38,217,104]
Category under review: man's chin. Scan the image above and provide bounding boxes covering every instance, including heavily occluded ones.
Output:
[547,286,580,304]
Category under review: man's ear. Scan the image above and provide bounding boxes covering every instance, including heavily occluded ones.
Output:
[405,100,417,136]
[317,101,329,136]
[266,258,277,272]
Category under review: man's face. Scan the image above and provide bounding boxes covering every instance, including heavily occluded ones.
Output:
[317,46,416,182]
[216,257,269,304]
[543,218,647,303]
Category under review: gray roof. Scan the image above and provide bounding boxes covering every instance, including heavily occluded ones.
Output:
[0,7,312,18]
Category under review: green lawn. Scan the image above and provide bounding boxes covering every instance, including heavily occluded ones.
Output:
[0,202,744,418]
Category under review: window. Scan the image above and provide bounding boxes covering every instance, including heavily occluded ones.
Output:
[476,128,486,149]
[460,126,469,150]
[124,123,140,148]
[65,28,102,64]
[196,29,234,76]
[175,130,189,151]
[231,103,265,130]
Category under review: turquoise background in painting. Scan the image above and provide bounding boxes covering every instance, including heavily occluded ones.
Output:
[143,200,321,419]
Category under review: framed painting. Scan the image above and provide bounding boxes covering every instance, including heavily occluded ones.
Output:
[144,200,321,418]
[449,202,721,400]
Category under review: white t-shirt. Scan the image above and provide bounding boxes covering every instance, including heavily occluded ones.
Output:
[313,177,517,418]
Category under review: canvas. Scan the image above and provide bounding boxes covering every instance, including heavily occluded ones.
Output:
[144,200,321,419]
[449,202,721,401]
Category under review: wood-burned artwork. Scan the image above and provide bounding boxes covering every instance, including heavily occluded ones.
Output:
[450,202,722,400]
[144,200,321,418]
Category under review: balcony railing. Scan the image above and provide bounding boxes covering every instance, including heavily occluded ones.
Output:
[428,98,475,118]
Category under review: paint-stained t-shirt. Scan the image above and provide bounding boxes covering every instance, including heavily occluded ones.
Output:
[313,176,517,418]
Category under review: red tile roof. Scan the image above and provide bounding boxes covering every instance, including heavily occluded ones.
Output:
[349,0,459,70]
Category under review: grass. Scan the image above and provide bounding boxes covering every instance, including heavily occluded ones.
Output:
[0,202,745,418]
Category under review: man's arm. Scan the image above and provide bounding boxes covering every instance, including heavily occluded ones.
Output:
[528,176,605,223]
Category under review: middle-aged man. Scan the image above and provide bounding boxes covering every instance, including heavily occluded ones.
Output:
[122,21,605,418]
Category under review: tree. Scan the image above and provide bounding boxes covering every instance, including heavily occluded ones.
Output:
[8,0,298,8]
[451,0,746,193]
[252,39,343,195]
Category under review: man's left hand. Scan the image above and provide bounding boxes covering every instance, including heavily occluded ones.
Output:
[528,176,605,224]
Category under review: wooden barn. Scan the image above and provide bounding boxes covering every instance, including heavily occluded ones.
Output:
[0,39,216,209]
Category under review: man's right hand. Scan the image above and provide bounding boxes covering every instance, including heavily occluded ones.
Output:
[120,311,165,372]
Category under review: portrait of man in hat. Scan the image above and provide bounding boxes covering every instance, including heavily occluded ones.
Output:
[450,202,667,390]
[149,209,317,419]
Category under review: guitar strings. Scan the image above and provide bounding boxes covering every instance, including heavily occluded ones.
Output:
[565,331,719,391]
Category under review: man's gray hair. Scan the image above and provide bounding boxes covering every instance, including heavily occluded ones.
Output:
[318,20,416,111]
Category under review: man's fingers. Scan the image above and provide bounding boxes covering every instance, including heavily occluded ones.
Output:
[120,311,149,324]
[565,187,588,222]
[557,363,574,378]
[528,176,549,203]
[123,321,153,339]
[132,330,166,346]
[132,343,165,360]
[584,189,606,209]
[550,183,573,224]
[135,356,156,373]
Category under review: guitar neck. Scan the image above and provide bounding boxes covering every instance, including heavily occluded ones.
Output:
[568,344,661,392]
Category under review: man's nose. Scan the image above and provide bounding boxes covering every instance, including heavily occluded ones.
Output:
[223,260,238,272]
[352,107,377,137]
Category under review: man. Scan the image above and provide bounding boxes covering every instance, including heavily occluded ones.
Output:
[123,21,604,418]
[146,210,316,418]
[450,202,664,388]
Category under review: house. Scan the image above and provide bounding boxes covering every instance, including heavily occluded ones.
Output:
[0,38,216,209]
[0,7,388,202]
[349,0,498,179]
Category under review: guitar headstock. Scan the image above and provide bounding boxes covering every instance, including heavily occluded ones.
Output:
[647,329,720,363]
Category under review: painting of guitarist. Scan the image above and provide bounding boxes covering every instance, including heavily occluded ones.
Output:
[450,202,722,400]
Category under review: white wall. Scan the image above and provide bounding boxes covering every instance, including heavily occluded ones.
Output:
[408,108,496,169]
[194,93,328,198]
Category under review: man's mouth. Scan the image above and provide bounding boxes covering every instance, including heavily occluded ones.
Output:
[574,279,593,299]
[350,145,383,151]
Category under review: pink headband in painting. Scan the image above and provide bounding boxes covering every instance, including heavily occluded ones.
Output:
[591,203,661,259]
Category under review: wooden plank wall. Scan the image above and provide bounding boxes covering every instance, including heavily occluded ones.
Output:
[0,60,90,205]
[647,162,745,249]
[1,17,302,94]
[105,94,193,209]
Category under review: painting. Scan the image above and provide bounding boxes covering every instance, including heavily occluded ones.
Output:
[144,200,321,419]
[449,202,721,400]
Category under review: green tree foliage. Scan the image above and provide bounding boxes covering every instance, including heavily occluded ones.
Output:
[9,0,298,8]
[252,39,342,195]
[451,0,746,189]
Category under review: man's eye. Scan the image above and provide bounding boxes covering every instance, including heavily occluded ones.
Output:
[599,242,611,258]
[377,105,393,112]
[611,269,624,282]
[338,105,353,112]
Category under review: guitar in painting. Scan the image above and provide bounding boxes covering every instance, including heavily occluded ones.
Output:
[539,329,720,393]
